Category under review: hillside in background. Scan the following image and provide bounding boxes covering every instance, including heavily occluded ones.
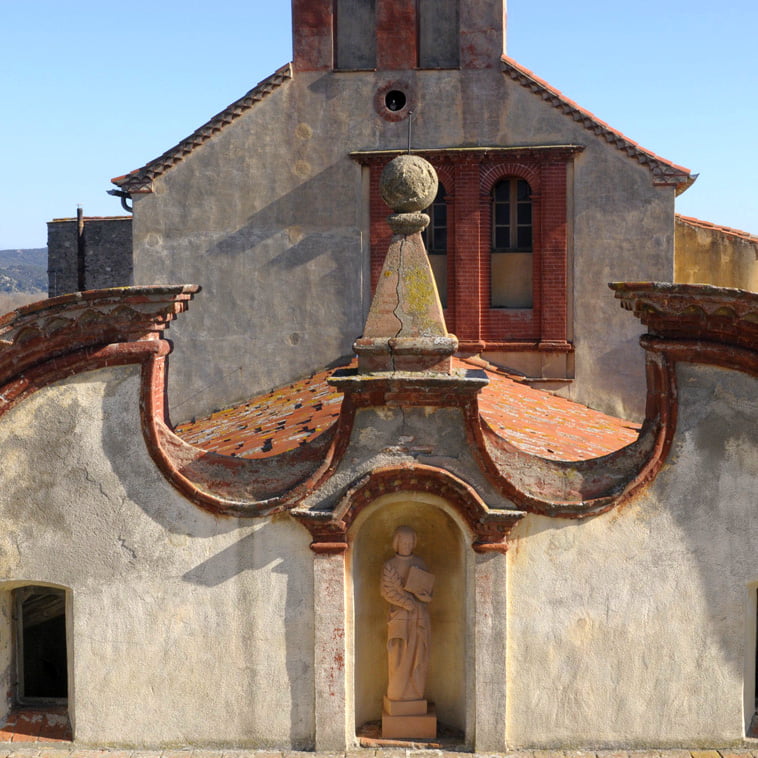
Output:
[0,248,47,314]
[0,248,47,293]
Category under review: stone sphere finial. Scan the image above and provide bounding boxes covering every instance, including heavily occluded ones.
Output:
[380,155,438,235]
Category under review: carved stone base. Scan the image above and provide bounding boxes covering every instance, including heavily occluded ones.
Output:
[382,703,437,739]
[383,695,426,716]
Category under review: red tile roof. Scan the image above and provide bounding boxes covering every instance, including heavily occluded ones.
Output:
[470,359,640,460]
[174,363,345,459]
[112,64,293,194]
[174,358,640,462]
[676,214,758,244]
[501,56,694,193]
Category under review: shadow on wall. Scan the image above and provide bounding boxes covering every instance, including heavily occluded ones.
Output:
[96,371,315,746]
[182,526,315,749]
[158,159,369,421]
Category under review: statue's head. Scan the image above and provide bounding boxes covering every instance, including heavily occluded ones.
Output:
[393,525,417,556]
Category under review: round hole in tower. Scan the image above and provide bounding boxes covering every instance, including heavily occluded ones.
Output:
[385,90,407,112]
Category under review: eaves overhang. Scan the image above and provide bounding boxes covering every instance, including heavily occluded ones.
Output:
[500,56,695,195]
[111,63,293,195]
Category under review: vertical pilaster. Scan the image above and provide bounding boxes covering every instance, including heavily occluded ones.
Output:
[539,161,568,344]
[473,550,508,751]
[292,0,334,72]
[452,160,483,346]
[313,550,353,751]
[459,0,507,69]
[376,0,417,70]
[369,162,391,293]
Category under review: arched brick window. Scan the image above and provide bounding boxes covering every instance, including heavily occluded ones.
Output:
[357,145,578,362]
[491,177,533,308]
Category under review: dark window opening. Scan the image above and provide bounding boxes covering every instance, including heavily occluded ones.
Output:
[385,90,407,112]
[491,177,533,308]
[750,588,758,737]
[422,184,448,308]
[14,586,67,702]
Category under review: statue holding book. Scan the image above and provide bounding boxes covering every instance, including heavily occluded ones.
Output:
[381,526,434,704]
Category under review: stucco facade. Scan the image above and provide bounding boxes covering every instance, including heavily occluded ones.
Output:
[7,1,756,751]
[115,0,689,423]
[675,214,758,291]
[0,280,755,750]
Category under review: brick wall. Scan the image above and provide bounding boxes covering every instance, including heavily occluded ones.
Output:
[362,149,574,352]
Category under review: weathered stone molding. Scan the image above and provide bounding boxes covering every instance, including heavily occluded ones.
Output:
[292,463,526,554]
[611,281,758,353]
[0,286,198,415]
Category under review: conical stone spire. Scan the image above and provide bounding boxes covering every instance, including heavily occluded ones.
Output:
[355,155,458,373]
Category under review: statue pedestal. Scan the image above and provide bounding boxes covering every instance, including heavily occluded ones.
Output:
[382,700,437,739]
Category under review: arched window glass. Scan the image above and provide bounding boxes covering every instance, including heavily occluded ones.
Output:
[422,184,448,307]
[491,178,533,308]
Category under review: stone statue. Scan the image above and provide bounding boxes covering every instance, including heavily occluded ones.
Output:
[380,526,436,738]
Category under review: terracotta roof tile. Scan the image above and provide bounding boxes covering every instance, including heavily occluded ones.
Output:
[676,214,758,243]
[112,64,293,194]
[174,363,345,459]
[501,56,694,193]
[467,358,640,460]
[174,358,640,462]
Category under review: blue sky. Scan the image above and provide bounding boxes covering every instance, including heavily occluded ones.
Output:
[1,0,756,249]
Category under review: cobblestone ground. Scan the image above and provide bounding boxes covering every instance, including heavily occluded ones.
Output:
[1,749,758,758]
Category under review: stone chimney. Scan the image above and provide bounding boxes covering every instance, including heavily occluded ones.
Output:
[292,0,506,73]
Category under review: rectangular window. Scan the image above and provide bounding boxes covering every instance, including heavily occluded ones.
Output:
[491,178,533,308]
[422,185,448,307]
[14,586,68,703]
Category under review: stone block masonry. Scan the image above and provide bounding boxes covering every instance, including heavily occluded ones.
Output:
[47,214,132,297]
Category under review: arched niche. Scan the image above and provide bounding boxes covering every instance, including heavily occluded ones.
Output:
[348,491,472,737]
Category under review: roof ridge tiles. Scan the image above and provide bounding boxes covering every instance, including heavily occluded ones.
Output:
[675,213,758,242]
[112,63,293,193]
[501,55,693,192]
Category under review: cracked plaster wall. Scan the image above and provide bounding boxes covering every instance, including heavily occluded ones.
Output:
[0,357,756,747]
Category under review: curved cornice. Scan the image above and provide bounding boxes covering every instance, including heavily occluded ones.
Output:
[1,284,753,536]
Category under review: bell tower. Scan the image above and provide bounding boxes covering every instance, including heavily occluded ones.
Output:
[292,0,507,73]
